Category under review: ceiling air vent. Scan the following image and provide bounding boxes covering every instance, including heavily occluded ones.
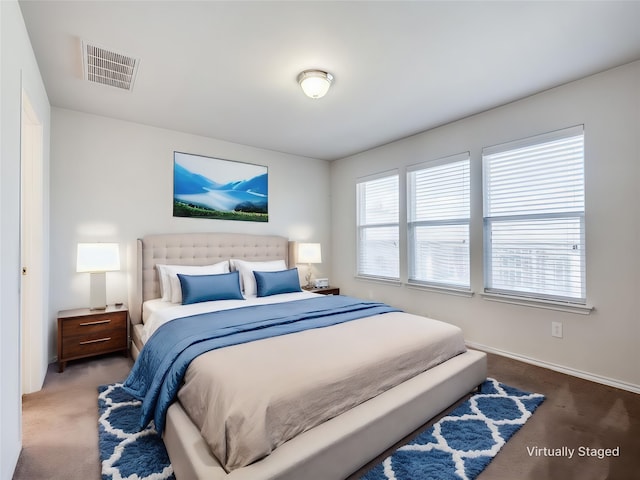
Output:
[81,41,139,91]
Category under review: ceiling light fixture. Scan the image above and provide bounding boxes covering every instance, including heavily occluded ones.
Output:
[297,70,333,99]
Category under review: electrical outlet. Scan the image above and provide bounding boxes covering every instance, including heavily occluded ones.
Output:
[551,321,563,338]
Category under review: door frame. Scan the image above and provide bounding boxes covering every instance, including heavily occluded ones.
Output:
[21,89,46,394]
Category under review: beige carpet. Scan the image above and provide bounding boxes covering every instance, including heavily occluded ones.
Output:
[13,355,132,480]
[13,352,640,480]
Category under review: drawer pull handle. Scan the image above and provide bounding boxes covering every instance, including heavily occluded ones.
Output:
[79,319,111,326]
[79,337,111,345]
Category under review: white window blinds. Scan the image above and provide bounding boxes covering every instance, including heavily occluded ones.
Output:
[483,125,585,303]
[356,172,399,280]
[408,153,470,289]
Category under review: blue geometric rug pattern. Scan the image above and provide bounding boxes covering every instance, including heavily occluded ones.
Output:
[360,378,545,480]
[98,383,175,480]
[98,379,542,480]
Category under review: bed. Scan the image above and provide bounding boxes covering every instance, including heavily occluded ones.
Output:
[129,232,487,480]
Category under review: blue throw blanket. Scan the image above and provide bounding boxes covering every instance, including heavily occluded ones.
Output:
[122,295,400,434]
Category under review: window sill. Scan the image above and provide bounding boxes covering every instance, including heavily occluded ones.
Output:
[480,292,594,315]
[406,282,474,298]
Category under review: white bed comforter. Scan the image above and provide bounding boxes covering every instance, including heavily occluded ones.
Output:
[142,294,467,472]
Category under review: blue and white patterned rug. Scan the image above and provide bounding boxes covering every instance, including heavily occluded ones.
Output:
[98,383,175,480]
[360,378,545,480]
[98,378,543,480]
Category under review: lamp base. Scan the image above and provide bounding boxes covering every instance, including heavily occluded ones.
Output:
[89,272,107,310]
[305,264,313,289]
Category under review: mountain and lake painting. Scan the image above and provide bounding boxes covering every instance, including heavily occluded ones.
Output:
[173,152,268,222]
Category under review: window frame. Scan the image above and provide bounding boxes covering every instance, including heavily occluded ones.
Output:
[355,170,400,282]
[407,152,471,291]
[482,125,587,306]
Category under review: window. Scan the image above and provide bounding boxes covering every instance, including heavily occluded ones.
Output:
[483,126,585,303]
[356,172,399,280]
[408,153,470,289]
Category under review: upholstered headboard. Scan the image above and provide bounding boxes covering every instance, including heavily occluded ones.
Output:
[132,232,291,324]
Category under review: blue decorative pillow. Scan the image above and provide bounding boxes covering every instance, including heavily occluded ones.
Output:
[254,268,302,297]
[177,271,244,305]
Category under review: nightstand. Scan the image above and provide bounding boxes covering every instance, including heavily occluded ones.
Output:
[304,286,340,296]
[57,305,128,372]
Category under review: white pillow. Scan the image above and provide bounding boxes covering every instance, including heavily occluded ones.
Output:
[231,259,287,296]
[163,261,230,303]
[155,265,173,301]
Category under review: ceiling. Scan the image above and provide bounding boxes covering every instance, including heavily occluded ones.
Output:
[19,1,640,161]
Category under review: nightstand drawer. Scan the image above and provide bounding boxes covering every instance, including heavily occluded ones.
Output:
[61,328,127,358]
[60,311,126,336]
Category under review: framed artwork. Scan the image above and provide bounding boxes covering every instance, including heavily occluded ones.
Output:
[173,151,268,222]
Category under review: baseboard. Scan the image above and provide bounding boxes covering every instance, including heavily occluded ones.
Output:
[466,341,640,395]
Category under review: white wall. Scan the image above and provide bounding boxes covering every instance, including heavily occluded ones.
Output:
[331,61,640,391]
[49,108,331,357]
[0,1,51,477]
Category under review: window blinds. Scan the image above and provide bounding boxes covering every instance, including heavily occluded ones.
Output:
[408,153,470,288]
[483,126,585,303]
[356,172,399,280]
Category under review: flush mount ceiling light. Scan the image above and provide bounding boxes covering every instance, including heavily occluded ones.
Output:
[297,70,333,99]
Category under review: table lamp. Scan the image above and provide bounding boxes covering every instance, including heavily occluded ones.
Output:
[297,242,322,288]
[76,243,120,310]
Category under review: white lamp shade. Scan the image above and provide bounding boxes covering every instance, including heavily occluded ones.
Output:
[297,243,322,264]
[76,243,120,272]
[297,70,333,99]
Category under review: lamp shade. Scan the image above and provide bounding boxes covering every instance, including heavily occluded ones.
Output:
[297,243,322,264]
[297,70,333,99]
[76,243,120,273]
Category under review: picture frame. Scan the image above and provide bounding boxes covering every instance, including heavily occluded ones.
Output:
[173,151,268,222]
